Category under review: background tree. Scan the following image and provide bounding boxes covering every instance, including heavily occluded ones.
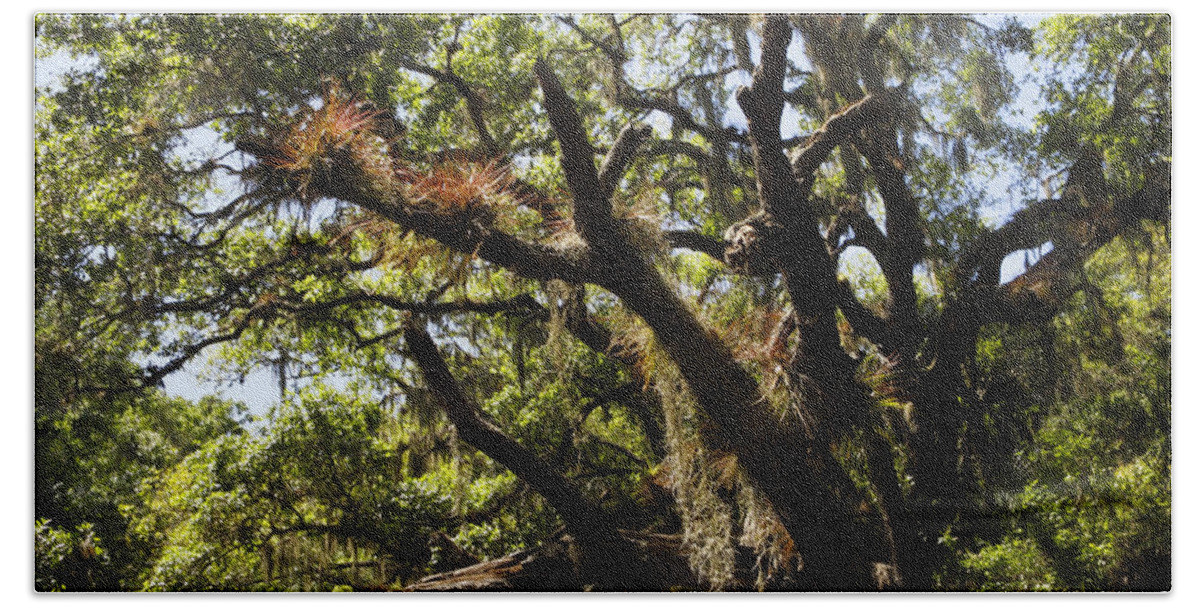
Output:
[35,13,1169,591]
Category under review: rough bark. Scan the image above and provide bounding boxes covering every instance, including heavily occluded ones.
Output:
[232,16,1170,590]
[406,530,699,591]
[534,50,885,589]
[735,15,901,585]
[403,321,652,590]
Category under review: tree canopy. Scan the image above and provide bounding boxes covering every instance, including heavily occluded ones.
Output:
[34,13,1170,591]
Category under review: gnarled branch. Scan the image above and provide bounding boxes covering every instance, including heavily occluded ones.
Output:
[598,123,652,201]
[662,229,727,261]
[789,92,896,183]
[403,320,646,589]
[534,60,614,242]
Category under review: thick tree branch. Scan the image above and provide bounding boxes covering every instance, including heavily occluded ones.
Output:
[736,14,790,156]
[955,197,1069,289]
[723,20,903,585]
[598,123,652,201]
[857,14,898,94]
[836,279,893,349]
[281,292,546,321]
[384,206,592,283]
[403,320,647,589]
[736,15,824,238]
[534,60,614,242]
[857,128,925,267]
[910,170,1171,546]
[789,92,896,183]
[244,68,884,588]
[589,242,879,589]
[643,139,710,163]
[734,15,854,380]
[984,177,1169,326]
[284,153,598,284]
[864,14,898,49]
[838,205,891,264]
[856,128,924,349]
[954,145,1149,292]
[662,229,727,261]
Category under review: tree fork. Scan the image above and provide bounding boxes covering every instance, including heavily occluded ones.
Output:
[535,53,887,588]
[736,15,906,586]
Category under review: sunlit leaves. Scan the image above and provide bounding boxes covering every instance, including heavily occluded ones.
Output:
[35,13,1170,591]
[955,226,1170,590]
[1034,15,1170,191]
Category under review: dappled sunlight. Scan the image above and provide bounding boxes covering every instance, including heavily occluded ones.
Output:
[35,12,1169,592]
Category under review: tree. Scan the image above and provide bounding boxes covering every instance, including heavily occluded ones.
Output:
[35,13,1170,590]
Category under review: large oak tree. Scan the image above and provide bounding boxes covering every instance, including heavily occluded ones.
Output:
[36,13,1169,590]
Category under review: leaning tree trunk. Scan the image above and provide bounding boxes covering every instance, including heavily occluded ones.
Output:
[404,321,664,590]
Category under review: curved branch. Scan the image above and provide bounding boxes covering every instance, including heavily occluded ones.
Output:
[644,138,710,163]
[403,321,646,589]
[598,123,652,201]
[789,91,897,183]
[143,315,256,388]
[838,205,890,265]
[955,145,1147,292]
[284,152,598,283]
[856,127,923,346]
[557,15,627,66]
[617,90,749,145]
[662,229,727,261]
[857,126,924,267]
[836,279,893,349]
[932,165,1169,374]
[986,178,1169,327]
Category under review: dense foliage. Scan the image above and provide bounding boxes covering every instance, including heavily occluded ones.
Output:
[35,13,1169,591]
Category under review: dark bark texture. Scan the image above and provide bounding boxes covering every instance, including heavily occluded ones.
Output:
[233,14,1170,591]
